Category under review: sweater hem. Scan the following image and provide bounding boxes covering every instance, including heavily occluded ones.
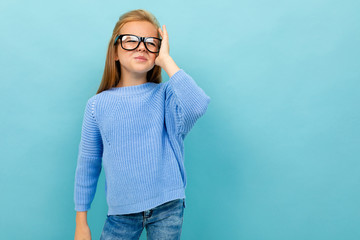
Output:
[107,187,186,216]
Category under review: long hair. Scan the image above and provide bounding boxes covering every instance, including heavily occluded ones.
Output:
[96,9,162,94]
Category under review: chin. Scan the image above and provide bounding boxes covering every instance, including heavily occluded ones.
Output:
[132,64,154,73]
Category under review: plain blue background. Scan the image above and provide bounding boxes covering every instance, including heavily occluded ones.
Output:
[0,0,359,239]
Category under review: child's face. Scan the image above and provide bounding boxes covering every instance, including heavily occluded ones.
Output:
[114,21,159,75]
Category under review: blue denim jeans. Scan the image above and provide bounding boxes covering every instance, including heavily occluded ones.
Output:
[100,198,186,240]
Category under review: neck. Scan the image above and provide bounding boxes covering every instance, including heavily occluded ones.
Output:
[117,68,147,87]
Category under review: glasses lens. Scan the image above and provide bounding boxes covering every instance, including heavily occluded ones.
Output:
[121,35,139,50]
[145,38,161,53]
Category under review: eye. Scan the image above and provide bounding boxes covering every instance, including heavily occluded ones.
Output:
[146,38,158,46]
[122,35,139,42]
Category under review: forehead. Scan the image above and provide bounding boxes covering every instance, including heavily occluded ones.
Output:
[120,21,158,37]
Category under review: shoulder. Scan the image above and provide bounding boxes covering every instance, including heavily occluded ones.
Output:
[84,91,110,117]
[86,90,112,105]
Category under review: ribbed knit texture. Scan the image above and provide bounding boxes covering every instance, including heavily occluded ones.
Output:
[74,69,210,215]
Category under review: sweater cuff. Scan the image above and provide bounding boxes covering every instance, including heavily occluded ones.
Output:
[75,204,91,212]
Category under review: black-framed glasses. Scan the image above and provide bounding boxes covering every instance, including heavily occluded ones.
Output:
[114,34,162,53]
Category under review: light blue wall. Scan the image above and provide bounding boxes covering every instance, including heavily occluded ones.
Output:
[0,0,359,239]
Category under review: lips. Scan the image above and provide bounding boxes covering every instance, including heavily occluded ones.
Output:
[135,56,147,60]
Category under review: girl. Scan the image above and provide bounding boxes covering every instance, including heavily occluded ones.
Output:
[74,9,210,240]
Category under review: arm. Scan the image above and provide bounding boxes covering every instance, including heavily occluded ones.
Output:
[75,211,91,240]
[74,97,103,237]
[74,97,103,211]
[160,55,180,78]
[156,25,211,138]
[76,211,88,226]
[164,66,211,137]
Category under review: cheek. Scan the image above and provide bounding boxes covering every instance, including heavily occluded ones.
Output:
[149,54,157,62]
[118,51,132,63]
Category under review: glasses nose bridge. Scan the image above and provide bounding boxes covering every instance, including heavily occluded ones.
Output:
[137,36,147,50]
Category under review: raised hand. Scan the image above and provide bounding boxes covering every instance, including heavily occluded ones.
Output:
[155,25,171,68]
[154,25,180,77]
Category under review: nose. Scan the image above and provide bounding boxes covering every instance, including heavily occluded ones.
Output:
[137,41,147,52]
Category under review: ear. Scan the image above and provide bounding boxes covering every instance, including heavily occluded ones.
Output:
[113,44,119,60]
[114,51,119,61]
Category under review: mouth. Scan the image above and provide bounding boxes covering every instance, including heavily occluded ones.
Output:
[134,56,147,61]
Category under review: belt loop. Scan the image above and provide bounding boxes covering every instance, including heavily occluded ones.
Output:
[183,198,186,208]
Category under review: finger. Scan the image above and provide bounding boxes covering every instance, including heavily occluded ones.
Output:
[162,25,168,35]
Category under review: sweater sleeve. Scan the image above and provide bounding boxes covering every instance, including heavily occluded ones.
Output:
[74,96,103,212]
[165,69,211,138]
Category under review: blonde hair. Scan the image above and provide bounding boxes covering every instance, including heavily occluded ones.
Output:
[96,9,162,94]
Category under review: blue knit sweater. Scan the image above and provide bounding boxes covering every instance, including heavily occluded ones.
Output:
[74,69,210,215]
